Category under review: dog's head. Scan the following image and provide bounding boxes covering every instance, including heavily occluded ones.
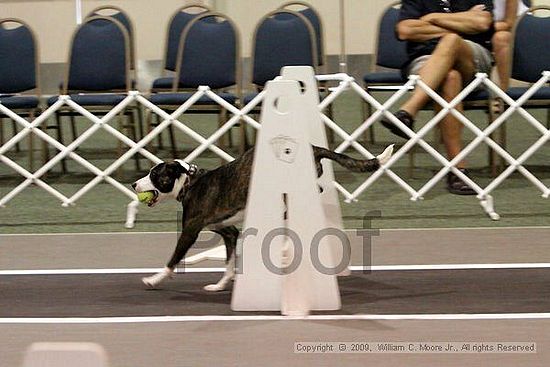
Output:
[132,160,197,207]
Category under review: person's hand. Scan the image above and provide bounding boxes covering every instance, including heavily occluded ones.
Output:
[470,4,487,12]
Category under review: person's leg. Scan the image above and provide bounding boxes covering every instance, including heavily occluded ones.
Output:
[435,68,477,194]
[380,34,479,140]
[492,30,512,91]
[436,69,466,167]
[402,33,476,117]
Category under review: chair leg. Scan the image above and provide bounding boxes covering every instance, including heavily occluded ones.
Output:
[486,102,497,177]
[116,113,123,158]
[41,118,51,177]
[136,104,145,141]
[128,110,141,171]
[496,98,508,174]
[70,115,78,143]
[115,113,124,177]
[361,99,374,144]
[155,113,164,149]
[55,113,68,174]
[325,102,335,145]
[0,117,4,148]
[144,108,156,155]
[498,119,507,174]
[407,148,415,178]
[238,115,249,154]
[251,113,258,146]
[168,124,177,159]
[362,88,376,144]
[360,100,367,144]
[220,108,233,148]
[28,112,35,172]
[12,120,21,152]
[40,125,49,169]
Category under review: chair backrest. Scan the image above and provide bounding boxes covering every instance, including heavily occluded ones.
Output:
[0,18,40,95]
[374,1,409,70]
[511,5,550,83]
[86,6,136,70]
[163,3,211,72]
[251,9,317,87]
[278,1,325,67]
[64,16,131,93]
[173,12,240,91]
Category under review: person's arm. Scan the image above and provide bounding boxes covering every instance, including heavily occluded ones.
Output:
[495,0,518,31]
[396,19,453,42]
[397,0,454,41]
[422,6,493,34]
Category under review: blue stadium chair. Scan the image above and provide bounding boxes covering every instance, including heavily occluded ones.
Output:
[508,5,550,123]
[243,9,317,106]
[47,16,139,172]
[147,4,211,153]
[0,18,43,171]
[151,4,211,92]
[241,9,317,147]
[278,1,325,70]
[148,12,243,155]
[363,1,408,87]
[361,1,408,144]
[277,2,336,143]
[85,6,143,145]
[86,6,136,72]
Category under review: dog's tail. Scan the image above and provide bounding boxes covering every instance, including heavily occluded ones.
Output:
[313,144,394,172]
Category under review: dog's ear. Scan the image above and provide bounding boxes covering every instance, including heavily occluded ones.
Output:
[166,161,187,176]
[172,160,198,176]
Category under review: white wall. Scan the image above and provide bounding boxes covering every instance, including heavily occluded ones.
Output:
[219,0,395,56]
[1,0,212,63]
[1,0,548,64]
[0,0,394,63]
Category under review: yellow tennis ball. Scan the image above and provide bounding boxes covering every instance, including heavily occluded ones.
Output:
[137,191,155,204]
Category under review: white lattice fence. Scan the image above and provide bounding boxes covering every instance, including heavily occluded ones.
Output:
[320,71,550,220]
[0,71,548,227]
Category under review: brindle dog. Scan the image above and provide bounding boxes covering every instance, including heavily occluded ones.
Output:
[133,144,393,291]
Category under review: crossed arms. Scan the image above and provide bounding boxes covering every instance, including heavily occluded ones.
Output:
[397,5,493,42]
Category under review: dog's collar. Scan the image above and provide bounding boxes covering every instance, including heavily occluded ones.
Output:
[174,160,198,202]
[174,159,198,176]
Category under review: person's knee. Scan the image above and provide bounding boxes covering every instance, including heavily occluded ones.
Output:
[440,69,463,100]
[492,31,511,50]
[445,69,463,87]
[439,33,464,50]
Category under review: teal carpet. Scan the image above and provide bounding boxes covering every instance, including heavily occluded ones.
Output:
[1,91,549,233]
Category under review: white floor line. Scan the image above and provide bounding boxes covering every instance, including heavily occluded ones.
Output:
[2,313,550,324]
[350,263,550,271]
[2,263,550,276]
[1,226,549,237]
[0,268,226,275]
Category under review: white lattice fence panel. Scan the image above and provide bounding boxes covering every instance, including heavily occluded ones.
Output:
[1,71,549,226]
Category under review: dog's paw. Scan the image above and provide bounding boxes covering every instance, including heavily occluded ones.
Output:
[142,268,173,288]
[203,283,226,292]
[142,278,154,288]
[142,276,159,288]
